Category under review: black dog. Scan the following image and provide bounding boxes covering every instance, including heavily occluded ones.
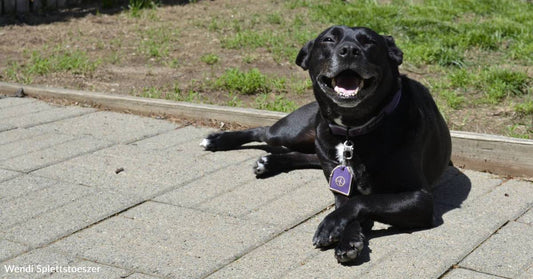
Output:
[201,26,451,263]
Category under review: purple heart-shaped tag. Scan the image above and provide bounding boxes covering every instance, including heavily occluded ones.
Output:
[329,165,353,196]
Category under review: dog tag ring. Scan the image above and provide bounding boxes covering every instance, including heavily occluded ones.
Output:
[343,140,354,163]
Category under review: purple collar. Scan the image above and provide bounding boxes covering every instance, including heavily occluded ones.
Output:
[328,89,402,137]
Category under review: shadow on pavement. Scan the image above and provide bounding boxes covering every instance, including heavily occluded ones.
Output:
[346,167,471,266]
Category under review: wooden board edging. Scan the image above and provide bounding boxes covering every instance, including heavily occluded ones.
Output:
[1,81,532,178]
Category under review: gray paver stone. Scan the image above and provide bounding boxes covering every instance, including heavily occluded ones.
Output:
[28,111,177,143]
[460,221,533,278]
[0,137,113,172]
[0,239,29,262]
[3,188,141,247]
[443,268,504,279]
[50,202,277,278]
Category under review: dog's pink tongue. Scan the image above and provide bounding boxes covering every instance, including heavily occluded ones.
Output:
[334,73,360,95]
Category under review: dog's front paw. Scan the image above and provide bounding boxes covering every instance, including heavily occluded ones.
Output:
[313,213,349,248]
[335,231,364,263]
[253,156,269,175]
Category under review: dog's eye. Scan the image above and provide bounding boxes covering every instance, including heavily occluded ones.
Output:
[322,37,335,43]
[357,35,375,46]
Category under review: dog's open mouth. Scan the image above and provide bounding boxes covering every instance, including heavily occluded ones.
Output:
[319,70,373,99]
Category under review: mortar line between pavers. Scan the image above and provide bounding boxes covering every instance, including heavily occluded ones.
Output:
[440,266,512,279]
[199,204,335,279]
[0,101,57,120]
[0,169,23,183]
[436,220,514,279]
[0,109,97,148]
[1,105,60,121]
[12,108,97,130]
[7,243,167,279]
[126,123,207,149]
[15,140,117,174]
[120,124,180,146]
[0,126,17,133]
[189,175,262,210]
[235,176,328,219]
[145,153,260,203]
[0,97,37,108]
[0,133,80,162]
[515,207,533,225]
[3,155,262,261]
[1,185,95,234]
[0,199,152,266]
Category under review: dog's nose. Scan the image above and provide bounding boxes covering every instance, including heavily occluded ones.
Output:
[338,43,360,58]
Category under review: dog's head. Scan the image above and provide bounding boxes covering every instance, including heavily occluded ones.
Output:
[296,26,403,125]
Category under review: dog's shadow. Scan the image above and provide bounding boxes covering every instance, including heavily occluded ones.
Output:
[217,145,472,266]
[344,166,471,266]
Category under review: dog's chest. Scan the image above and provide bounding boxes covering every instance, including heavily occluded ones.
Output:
[334,143,372,195]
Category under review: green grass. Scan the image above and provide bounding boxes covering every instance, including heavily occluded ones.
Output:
[140,84,201,103]
[448,67,530,103]
[214,68,270,95]
[3,47,101,83]
[129,0,158,17]
[211,0,531,114]
[439,89,465,109]
[137,27,176,60]
[2,0,531,138]
[254,93,297,113]
[515,100,533,116]
[200,53,220,65]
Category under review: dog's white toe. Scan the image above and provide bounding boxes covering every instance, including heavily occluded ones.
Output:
[200,138,210,149]
[254,156,268,174]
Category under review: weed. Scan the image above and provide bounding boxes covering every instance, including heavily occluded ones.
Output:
[54,50,100,74]
[505,124,530,139]
[440,90,465,109]
[166,58,180,69]
[4,61,32,84]
[168,84,200,102]
[514,100,533,116]
[137,27,175,60]
[140,86,163,98]
[267,13,283,25]
[215,68,269,95]
[227,92,243,107]
[254,93,297,112]
[129,0,158,17]
[16,48,100,78]
[27,51,51,75]
[242,54,258,64]
[208,18,221,32]
[221,30,268,49]
[448,67,529,103]
[201,53,220,65]
[288,78,313,95]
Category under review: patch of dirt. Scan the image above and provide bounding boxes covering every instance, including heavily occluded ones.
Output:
[0,0,531,138]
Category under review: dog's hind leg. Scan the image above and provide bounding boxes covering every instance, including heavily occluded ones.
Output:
[201,102,318,152]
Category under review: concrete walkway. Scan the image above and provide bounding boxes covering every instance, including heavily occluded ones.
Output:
[0,96,531,279]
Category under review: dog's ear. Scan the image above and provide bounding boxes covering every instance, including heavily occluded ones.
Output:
[295,39,315,70]
[383,35,403,66]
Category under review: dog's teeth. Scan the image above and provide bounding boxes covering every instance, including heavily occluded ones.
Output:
[331,79,336,88]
